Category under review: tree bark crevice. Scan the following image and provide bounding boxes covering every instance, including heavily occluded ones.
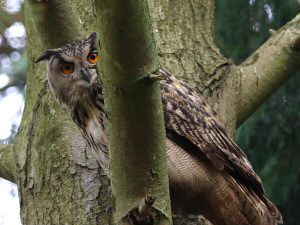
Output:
[23,81,48,190]
[15,1,113,224]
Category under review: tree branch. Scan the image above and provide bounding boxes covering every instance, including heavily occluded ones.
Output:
[0,144,15,183]
[28,0,81,49]
[237,13,300,125]
[95,1,172,224]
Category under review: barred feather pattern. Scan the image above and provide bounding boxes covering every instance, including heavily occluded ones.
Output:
[159,69,282,225]
[47,53,282,224]
[66,82,109,172]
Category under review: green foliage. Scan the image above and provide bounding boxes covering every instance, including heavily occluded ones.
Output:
[215,0,300,63]
[215,0,300,224]
[0,1,26,93]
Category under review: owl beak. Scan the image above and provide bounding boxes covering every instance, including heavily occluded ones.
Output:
[81,68,91,83]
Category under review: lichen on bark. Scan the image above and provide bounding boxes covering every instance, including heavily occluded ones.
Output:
[12,1,113,224]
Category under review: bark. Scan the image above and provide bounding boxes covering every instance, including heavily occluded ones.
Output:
[0,144,16,182]
[1,0,298,225]
[236,14,300,125]
[95,1,172,224]
[148,0,236,134]
[13,1,112,224]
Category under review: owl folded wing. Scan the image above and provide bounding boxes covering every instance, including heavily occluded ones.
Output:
[160,69,264,196]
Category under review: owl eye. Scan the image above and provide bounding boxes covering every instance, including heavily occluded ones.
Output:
[87,50,100,64]
[60,62,74,75]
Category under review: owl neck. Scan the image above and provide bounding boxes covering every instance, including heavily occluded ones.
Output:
[70,83,109,172]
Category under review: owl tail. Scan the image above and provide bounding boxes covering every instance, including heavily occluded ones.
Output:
[226,177,283,225]
[262,196,283,224]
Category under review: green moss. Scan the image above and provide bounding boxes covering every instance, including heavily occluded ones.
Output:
[95,1,172,224]
[14,1,114,224]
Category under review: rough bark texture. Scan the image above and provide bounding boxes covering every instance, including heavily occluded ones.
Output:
[0,0,298,225]
[95,1,172,224]
[13,1,112,224]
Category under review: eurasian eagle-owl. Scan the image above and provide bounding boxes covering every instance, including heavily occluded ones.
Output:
[36,33,282,225]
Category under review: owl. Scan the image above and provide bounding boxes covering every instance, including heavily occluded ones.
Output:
[36,33,282,225]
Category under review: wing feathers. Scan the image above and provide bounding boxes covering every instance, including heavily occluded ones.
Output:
[160,69,283,223]
[160,69,264,195]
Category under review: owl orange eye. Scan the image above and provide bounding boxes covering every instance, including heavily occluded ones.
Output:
[60,62,74,75]
[87,50,100,64]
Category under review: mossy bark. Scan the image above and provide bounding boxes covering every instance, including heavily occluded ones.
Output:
[0,1,298,225]
[237,14,300,125]
[148,0,300,134]
[12,1,112,224]
[95,1,172,224]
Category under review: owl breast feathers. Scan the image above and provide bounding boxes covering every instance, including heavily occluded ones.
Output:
[36,33,282,225]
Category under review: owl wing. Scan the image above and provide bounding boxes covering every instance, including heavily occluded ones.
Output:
[160,69,264,196]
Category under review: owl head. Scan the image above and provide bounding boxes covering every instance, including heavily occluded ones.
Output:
[35,32,100,108]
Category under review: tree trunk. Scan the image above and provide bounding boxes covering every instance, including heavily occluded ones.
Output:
[0,0,298,225]
[12,1,112,224]
[95,1,172,224]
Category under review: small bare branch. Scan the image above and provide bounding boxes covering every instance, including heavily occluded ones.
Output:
[0,144,16,182]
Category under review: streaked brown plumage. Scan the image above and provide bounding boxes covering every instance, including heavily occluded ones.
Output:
[36,33,282,225]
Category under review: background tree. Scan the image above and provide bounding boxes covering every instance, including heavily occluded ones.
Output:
[0,0,299,224]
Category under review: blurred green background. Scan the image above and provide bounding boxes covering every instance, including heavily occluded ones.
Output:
[0,0,299,224]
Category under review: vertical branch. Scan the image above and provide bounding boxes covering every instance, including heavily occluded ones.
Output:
[20,1,82,183]
[28,0,81,48]
[95,1,172,224]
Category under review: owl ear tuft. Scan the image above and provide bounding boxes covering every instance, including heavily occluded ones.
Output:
[87,32,97,46]
[35,50,59,63]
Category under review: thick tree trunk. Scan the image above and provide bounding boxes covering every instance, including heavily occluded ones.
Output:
[0,0,298,225]
[13,1,112,224]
